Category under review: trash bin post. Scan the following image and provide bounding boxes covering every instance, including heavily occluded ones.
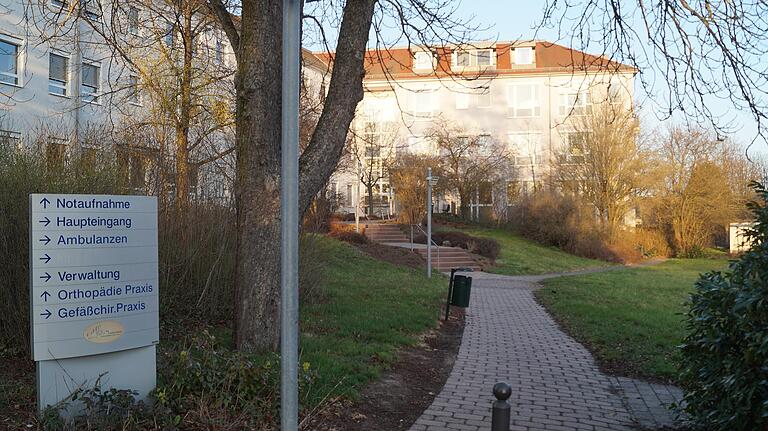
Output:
[491,382,511,431]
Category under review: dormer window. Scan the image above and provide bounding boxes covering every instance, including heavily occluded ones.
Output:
[452,48,496,69]
[514,47,533,65]
[413,51,435,70]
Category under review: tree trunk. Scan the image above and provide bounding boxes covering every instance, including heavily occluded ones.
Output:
[367,183,375,217]
[219,0,377,353]
[233,0,283,352]
[175,1,194,212]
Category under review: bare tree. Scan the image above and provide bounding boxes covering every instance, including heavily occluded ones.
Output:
[26,0,236,210]
[204,0,480,352]
[556,103,644,236]
[426,118,511,219]
[347,121,398,217]
[537,1,768,149]
[389,152,440,224]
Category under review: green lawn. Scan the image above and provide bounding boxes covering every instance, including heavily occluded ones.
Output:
[536,258,729,382]
[300,236,447,403]
[439,225,610,275]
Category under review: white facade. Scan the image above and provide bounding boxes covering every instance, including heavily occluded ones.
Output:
[329,41,635,219]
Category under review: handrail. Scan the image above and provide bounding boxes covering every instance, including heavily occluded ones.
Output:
[411,223,440,272]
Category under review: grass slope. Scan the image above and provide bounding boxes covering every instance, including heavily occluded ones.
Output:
[300,237,447,403]
[439,225,609,275]
[536,258,728,382]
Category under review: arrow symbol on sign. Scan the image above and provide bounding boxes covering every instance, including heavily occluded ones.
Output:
[39,254,51,264]
[40,272,51,282]
[40,309,51,319]
[39,217,50,227]
[39,235,51,245]
[41,291,50,302]
[40,197,50,208]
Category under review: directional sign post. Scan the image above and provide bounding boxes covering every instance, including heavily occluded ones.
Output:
[30,194,159,413]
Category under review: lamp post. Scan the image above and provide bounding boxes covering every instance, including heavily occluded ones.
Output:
[426,168,438,278]
[280,0,300,429]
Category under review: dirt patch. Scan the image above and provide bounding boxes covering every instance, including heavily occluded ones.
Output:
[0,354,37,429]
[354,242,426,270]
[305,308,465,431]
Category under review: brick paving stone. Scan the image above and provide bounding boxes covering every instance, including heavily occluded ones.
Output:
[408,271,685,431]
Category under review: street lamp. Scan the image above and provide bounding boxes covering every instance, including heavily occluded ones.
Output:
[426,168,439,278]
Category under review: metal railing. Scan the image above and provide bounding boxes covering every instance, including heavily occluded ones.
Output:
[410,224,440,272]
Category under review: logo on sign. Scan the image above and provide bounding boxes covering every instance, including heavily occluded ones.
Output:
[83,321,125,344]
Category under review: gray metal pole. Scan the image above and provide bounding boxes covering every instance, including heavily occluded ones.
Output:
[281,0,300,429]
[427,167,432,278]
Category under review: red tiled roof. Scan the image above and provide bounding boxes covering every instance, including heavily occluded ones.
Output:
[314,41,635,80]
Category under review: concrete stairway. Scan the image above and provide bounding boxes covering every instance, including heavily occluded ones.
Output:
[416,246,484,272]
[364,223,409,243]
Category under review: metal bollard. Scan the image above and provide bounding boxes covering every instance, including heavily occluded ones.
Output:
[491,382,511,431]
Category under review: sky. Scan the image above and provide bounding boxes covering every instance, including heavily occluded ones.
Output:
[446,1,763,150]
[306,0,764,153]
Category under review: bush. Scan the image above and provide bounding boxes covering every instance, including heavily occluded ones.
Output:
[329,230,369,244]
[0,147,126,353]
[678,182,768,429]
[413,231,500,260]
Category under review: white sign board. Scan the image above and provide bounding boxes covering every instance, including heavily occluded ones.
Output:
[30,194,159,411]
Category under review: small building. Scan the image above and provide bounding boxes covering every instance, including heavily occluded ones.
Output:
[729,222,756,254]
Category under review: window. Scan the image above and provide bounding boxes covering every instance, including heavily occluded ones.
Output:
[562,131,589,164]
[455,51,470,67]
[48,53,69,96]
[81,61,100,103]
[165,24,174,47]
[128,75,140,105]
[412,89,438,117]
[215,38,223,64]
[608,81,622,101]
[0,129,21,150]
[476,87,491,108]
[476,49,492,66]
[128,6,140,35]
[509,132,542,166]
[514,47,533,65]
[51,0,66,8]
[507,84,540,117]
[413,51,434,70]
[0,39,20,85]
[46,136,68,166]
[82,0,101,20]
[559,91,590,116]
[452,49,495,69]
[455,91,469,110]
[346,184,353,206]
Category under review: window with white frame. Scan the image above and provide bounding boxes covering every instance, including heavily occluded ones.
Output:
[164,23,174,47]
[455,91,469,110]
[128,6,140,35]
[128,75,140,105]
[508,132,542,166]
[412,88,438,117]
[81,61,100,103]
[407,136,437,155]
[0,129,21,150]
[0,39,20,86]
[50,0,66,8]
[559,91,590,116]
[514,47,533,65]
[81,0,101,20]
[452,49,496,69]
[413,51,434,70]
[48,53,69,96]
[607,81,622,101]
[215,38,224,64]
[476,87,491,108]
[561,131,589,164]
[507,84,540,117]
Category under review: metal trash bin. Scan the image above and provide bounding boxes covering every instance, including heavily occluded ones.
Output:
[450,274,472,307]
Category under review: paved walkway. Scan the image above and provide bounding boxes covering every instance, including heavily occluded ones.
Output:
[409,271,683,431]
